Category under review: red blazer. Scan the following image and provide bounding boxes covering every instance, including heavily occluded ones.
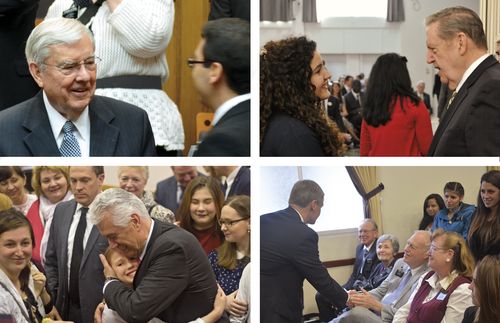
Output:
[360,97,432,156]
[26,200,44,266]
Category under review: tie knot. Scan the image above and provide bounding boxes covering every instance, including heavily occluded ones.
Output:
[63,121,76,134]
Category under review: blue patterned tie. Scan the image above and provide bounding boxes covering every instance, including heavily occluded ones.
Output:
[59,121,81,157]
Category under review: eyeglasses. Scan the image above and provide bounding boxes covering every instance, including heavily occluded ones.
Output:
[186,57,215,68]
[43,56,101,76]
[429,244,449,252]
[218,217,249,228]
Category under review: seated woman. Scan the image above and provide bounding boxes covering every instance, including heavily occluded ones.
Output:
[118,166,175,223]
[0,209,61,322]
[178,176,225,254]
[431,182,476,241]
[208,196,250,317]
[352,234,398,291]
[462,254,500,323]
[0,166,37,215]
[467,170,500,262]
[260,36,346,156]
[100,247,226,323]
[360,53,432,156]
[418,193,445,231]
[26,166,73,268]
[393,229,474,323]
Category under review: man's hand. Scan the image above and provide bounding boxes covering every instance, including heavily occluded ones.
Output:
[225,290,248,317]
[349,288,382,312]
[31,265,47,298]
[99,254,117,278]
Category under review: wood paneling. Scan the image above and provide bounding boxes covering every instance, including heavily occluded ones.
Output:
[164,0,211,155]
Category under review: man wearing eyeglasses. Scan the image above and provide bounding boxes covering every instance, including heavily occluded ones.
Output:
[190,18,250,157]
[0,17,156,156]
[261,180,347,323]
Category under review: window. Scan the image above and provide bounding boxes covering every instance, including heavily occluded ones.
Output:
[316,0,387,21]
[260,166,364,233]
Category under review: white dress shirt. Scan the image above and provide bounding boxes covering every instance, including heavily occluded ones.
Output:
[43,91,91,156]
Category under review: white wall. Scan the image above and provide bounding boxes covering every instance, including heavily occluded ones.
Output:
[302,165,487,314]
[261,0,479,109]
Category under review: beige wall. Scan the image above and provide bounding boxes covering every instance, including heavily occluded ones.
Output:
[302,166,487,315]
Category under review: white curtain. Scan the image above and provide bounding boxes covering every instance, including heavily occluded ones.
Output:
[480,0,500,55]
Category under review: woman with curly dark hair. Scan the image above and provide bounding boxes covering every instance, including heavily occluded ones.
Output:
[360,53,433,156]
[260,36,346,156]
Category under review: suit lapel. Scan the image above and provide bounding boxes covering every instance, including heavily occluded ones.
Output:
[88,98,119,156]
[429,55,498,155]
[133,220,161,288]
[80,226,100,269]
[22,93,61,156]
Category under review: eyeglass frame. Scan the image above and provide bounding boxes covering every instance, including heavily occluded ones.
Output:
[429,243,450,252]
[186,57,216,68]
[218,216,249,228]
[42,56,101,76]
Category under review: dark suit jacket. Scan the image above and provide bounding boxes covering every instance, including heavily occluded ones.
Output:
[261,207,347,323]
[0,0,40,111]
[343,242,380,290]
[343,91,365,132]
[261,112,325,156]
[104,220,224,323]
[428,55,500,156]
[227,166,250,197]
[155,172,205,215]
[0,92,156,156]
[45,200,108,323]
[194,99,250,157]
[208,0,249,21]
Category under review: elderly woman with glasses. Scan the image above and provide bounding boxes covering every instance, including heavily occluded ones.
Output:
[208,195,250,319]
[118,166,175,224]
[393,229,474,323]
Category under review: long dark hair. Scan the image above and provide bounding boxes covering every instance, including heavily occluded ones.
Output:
[363,53,421,126]
[419,193,445,230]
[260,36,346,156]
[178,176,225,241]
[468,171,500,250]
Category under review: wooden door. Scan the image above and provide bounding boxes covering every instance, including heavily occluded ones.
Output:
[164,0,211,155]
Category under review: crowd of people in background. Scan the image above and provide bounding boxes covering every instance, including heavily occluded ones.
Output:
[0,165,251,323]
[261,169,500,323]
[260,6,500,157]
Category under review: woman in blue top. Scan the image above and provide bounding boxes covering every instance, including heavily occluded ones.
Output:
[432,182,476,240]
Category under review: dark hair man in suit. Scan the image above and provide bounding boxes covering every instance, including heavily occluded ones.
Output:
[91,188,224,323]
[155,166,202,215]
[212,166,250,199]
[208,0,250,21]
[425,6,500,156]
[0,17,156,156]
[45,166,107,323]
[331,231,431,323]
[261,180,347,323]
[191,18,250,156]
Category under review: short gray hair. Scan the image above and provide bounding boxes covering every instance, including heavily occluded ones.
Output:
[377,234,400,254]
[288,180,324,208]
[25,18,95,67]
[89,188,149,227]
[426,6,487,50]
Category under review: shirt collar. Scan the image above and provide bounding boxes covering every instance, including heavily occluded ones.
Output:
[225,167,241,188]
[139,219,155,261]
[427,270,459,290]
[43,91,90,146]
[212,93,250,125]
[291,206,306,223]
[456,53,489,93]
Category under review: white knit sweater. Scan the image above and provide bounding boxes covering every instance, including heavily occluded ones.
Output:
[46,0,184,149]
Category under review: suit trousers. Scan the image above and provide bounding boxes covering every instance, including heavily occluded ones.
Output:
[332,306,383,323]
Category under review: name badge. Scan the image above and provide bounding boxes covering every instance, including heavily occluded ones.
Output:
[436,292,447,301]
